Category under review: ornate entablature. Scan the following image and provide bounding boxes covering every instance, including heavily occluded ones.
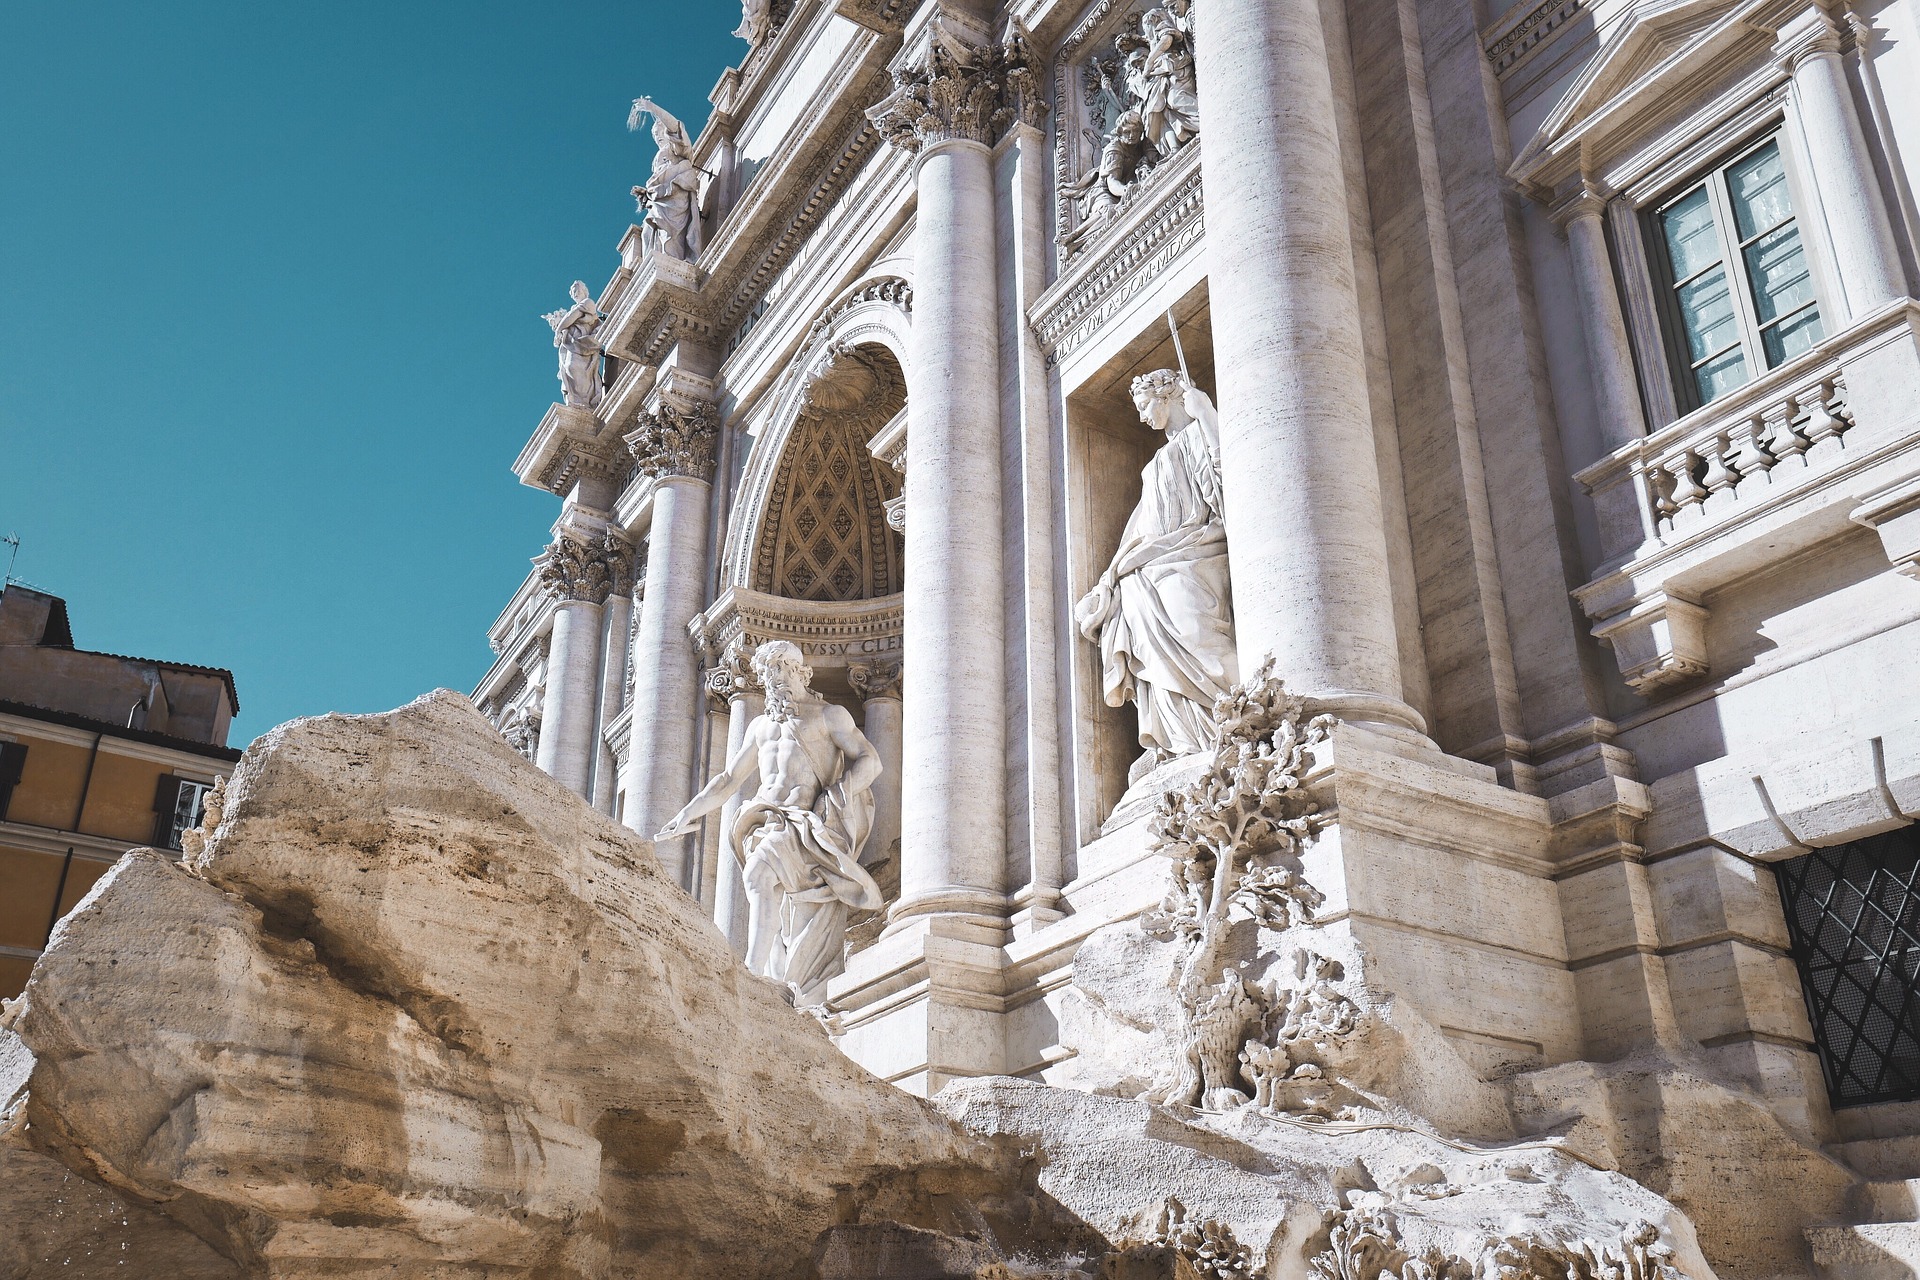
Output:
[1052,0,1198,262]
[690,585,903,669]
[1030,143,1203,365]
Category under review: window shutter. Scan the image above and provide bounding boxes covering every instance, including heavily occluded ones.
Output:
[151,774,181,847]
[0,742,25,821]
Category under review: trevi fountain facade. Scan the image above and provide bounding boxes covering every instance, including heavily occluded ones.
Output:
[8,0,1920,1276]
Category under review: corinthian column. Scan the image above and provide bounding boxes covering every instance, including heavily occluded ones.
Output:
[705,640,760,954]
[868,21,1043,922]
[1775,9,1906,320]
[534,535,620,796]
[619,383,718,881]
[849,660,905,877]
[1194,0,1423,735]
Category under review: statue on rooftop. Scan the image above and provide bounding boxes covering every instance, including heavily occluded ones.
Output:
[541,281,604,410]
[655,640,884,1001]
[1075,369,1237,772]
[629,95,703,262]
[735,0,772,45]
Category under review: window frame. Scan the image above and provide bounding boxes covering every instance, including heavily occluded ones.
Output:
[151,774,214,852]
[1642,131,1828,415]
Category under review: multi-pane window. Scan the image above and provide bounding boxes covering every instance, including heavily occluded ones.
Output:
[1651,137,1825,411]
[1776,827,1920,1108]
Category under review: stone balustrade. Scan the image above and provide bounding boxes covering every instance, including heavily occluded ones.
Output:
[1574,301,1920,695]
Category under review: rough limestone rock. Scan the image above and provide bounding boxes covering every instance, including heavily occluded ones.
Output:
[937,1078,1720,1279]
[0,691,1739,1280]
[4,693,1034,1279]
[2,1027,243,1280]
[1507,1052,1860,1280]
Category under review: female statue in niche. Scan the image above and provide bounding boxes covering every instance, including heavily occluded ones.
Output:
[1075,369,1238,771]
[629,95,704,262]
[542,281,604,410]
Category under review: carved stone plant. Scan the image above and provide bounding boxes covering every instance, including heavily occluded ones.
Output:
[1309,1209,1689,1280]
[1105,1198,1255,1280]
[1141,657,1337,1109]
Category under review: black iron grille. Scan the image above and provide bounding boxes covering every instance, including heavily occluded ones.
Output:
[1776,828,1920,1108]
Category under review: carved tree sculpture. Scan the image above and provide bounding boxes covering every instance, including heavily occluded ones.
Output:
[1145,657,1335,1109]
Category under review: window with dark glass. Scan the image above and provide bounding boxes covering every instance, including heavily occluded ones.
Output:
[1776,826,1920,1108]
[150,775,213,851]
[1650,137,1825,412]
[0,742,25,821]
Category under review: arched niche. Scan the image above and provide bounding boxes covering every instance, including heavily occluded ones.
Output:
[724,274,912,601]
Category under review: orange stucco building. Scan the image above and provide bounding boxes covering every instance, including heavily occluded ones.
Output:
[0,585,239,998]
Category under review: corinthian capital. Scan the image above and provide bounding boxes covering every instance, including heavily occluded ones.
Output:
[625,397,718,482]
[867,18,1045,153]
[848,659,904,701]
[535,532,630,605]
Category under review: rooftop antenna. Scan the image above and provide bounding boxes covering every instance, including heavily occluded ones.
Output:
[2,534,18,584]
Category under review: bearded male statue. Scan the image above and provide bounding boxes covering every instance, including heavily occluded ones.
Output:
[656,640,884,1000]
[1075,370,1238,772]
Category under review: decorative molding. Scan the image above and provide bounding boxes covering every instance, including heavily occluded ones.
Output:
[691,586,903,667]
[834,0,913,34]
[1482,0,1589,80]
[1590,590,1710,695]
[867,20,1047,154]
[1031,146,1203,361]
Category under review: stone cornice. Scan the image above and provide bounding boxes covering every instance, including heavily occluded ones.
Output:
[834,0,912,35]
[690,586,903,666]
[514,403,626,497]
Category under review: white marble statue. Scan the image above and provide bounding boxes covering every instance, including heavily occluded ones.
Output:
[1131,2,1198,159]
[656,640,883,999]
[735,0,771,44]
[541,281,605,410]
[628,95,703,262]
[1075,369,1237,765]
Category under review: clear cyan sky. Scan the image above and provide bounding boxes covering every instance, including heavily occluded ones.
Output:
[1,2,739,745]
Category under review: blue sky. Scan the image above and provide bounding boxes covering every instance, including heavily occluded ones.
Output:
[1,2,738,745]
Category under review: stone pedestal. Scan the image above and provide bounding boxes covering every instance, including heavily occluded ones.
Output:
[1195,0,1424,737]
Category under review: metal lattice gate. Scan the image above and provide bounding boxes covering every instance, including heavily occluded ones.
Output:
[1776,828,1920,1108]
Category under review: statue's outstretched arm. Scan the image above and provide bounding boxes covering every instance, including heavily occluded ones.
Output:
[657,724,760,839]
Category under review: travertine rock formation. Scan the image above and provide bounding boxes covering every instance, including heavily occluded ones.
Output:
[2,693,1034,1279]
[1,691,1732,1280]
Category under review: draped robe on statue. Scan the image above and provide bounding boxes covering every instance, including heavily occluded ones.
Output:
[1087,420,1237,759]
[732,768,881,995]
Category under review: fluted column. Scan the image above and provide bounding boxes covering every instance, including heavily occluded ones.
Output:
[589,551,638,815]
[1195,0,1424,735]
[533,535,621,796]
[1776,9,1907,320]
[1555,185,1650,452]
[868,27,1042,921]
[618,388,718,881]
[706,641,760,954]
[850,660,904,877]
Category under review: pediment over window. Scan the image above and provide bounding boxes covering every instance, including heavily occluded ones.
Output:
[1510,0,1779,196]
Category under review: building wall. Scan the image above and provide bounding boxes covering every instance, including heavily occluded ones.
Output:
[484,0,1920,1140]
